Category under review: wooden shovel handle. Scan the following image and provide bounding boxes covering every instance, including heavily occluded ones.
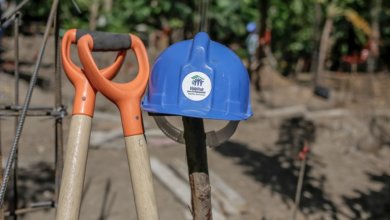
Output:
[56,115,92,220]
[125,135,159,220]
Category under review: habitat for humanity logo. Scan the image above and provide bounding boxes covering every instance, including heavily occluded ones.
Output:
[190,74,205,94]
[182,71,211,101]
[191,75,204,86]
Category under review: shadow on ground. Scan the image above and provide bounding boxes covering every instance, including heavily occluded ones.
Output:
[216,116,390,219]
[215,117,340,219]
[4,162,55,217]
[96,178,118,220]
[216,140,338,219]
[343,173,390,220]
[3,162,116,219]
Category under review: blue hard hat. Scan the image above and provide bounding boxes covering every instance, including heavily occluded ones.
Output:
[246,22,257,33]
[142,32,252,121]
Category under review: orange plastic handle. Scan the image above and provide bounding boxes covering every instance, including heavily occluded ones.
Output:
[77,34,149,136]
[61,29,127,116]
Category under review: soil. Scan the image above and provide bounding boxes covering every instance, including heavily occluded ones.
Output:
[0,35,389,220]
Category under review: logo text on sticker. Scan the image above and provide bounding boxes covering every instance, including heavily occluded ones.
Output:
[182,72,212,101]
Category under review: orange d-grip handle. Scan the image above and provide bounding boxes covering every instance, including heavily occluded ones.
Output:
[77,34,149,136]
[61,29,127,116]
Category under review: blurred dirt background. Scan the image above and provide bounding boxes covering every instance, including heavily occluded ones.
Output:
[0,35,390,220]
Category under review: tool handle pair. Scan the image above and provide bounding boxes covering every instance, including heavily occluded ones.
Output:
[59,29,158,220]
[56,117,158,220]
[77,31,149,136]
[76,30,157,218]
[62,29,149,136]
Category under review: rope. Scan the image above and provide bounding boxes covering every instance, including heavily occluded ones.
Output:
[0,0,60,207]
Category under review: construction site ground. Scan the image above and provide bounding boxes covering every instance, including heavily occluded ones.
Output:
[0,35,389,220]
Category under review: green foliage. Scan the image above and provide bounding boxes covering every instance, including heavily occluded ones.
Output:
[15,0,390,69]
[270,0,316,59]
[19,0,53,21]
[208,0,258,42]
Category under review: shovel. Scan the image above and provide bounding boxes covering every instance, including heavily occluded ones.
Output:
[56,29,126,220]
[77,31,158,220]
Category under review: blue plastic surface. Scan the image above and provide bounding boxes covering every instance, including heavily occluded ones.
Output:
[246,22,257,33]
[142,32,252,121]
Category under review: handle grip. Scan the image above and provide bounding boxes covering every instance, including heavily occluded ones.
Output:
[76,29,131,51]
[61,29,126,116]
[77,34,150,136]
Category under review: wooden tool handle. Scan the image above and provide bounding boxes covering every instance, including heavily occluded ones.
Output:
[125,134,159,220]
[56,115,92,220]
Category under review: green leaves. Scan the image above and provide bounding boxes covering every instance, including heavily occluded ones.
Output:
[291,0,304,14]
[18,0,390,69]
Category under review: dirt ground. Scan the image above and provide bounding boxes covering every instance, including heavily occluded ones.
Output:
[0,35,390,220]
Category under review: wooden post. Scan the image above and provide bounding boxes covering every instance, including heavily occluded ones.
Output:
[291,151,308,220]
[0,120,4,220]
[182,117,212,220]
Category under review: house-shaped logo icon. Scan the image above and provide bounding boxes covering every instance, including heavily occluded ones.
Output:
[191,75,204,87]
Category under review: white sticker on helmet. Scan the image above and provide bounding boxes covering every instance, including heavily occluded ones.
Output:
[182,71,212,101]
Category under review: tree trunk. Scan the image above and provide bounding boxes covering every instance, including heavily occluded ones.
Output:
[257,0,268,62]
[310,2,322,74]
[89,1,100,31]
[315,16,333,87]
[253,0,269,92]
[367,0,381,73]
[103,0,112,13]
